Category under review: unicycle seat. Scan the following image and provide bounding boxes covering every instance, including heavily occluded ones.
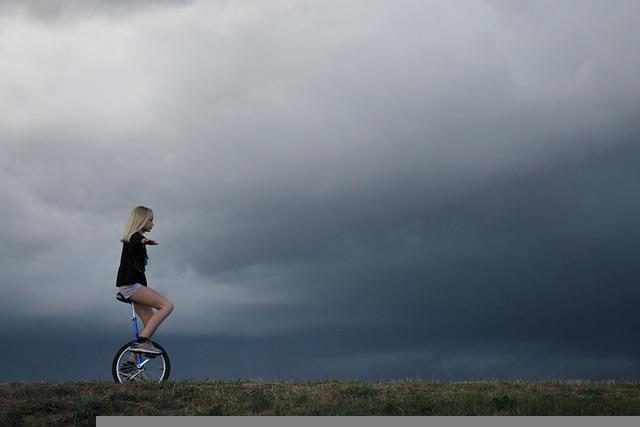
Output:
[116,292,132,304]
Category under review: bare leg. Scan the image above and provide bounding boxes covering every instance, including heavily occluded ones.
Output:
[125,304,153,362]
[134,303,154,329]
[129,287,174,339]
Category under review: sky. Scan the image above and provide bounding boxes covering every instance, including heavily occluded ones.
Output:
[1,0,640,382]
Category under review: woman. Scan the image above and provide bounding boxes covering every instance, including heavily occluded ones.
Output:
[116,206,174,354]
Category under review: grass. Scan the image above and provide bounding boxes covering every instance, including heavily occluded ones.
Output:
[1,379,640,425]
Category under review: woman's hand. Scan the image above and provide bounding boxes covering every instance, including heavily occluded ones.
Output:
[142,238,158,245]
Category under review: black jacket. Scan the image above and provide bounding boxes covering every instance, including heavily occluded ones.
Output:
[116,232,148,287]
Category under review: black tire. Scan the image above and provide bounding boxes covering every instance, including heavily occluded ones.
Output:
[112,340,171,383]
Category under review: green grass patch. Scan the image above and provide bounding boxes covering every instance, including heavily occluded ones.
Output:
[1,380,640,425]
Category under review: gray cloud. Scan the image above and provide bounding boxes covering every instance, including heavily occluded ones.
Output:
[0,0,193,22]
[1,0,640,380]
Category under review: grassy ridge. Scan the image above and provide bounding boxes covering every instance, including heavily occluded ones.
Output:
[2,380,640,425]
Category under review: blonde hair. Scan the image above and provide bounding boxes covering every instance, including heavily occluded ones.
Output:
[121,206,154,243]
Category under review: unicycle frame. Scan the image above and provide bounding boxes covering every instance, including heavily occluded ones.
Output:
[127,302,148,369]
[130,301,140,340]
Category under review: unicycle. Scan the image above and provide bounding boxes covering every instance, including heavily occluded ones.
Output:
[112,292,171,383]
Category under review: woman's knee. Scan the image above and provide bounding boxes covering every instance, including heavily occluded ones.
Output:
[162,300,174,314]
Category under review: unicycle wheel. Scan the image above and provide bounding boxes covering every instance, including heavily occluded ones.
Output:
[112,340,171,383]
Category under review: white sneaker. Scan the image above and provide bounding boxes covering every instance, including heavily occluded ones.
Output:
[129,341,162,354]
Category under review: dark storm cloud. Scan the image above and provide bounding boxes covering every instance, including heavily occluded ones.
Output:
[176,138,640,346]
[4,319,640,382]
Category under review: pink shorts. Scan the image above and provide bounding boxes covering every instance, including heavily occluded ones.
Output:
[116,283,144,299]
